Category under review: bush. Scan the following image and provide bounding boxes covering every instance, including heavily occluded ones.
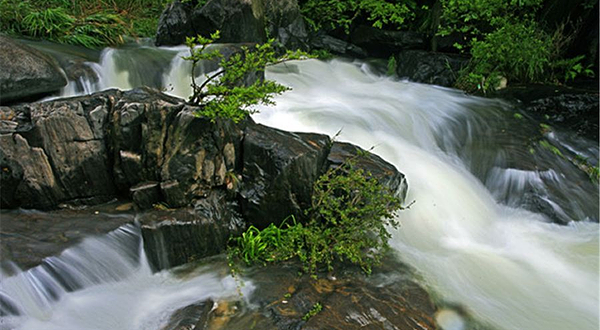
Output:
[228,158,403,276]
[184,31,310,122]
[300,0,417,33]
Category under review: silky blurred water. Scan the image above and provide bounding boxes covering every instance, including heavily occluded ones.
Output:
[7,44,598,330]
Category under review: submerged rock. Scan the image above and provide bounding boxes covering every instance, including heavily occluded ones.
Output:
[189,259,437,330]
[0,35,68,105]
[496,85,599,141]
[395,50,469,87]
[0,203,135,272]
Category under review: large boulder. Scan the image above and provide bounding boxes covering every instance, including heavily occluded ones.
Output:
[395,50,469,87]
[240,122,331,228]
[139,190,244,271]
[155,0,309,50]
[309,33,368,58]
[350,25,426,57]
[0,90,120,209]
[155,0,197,47]
[0,35,68,104]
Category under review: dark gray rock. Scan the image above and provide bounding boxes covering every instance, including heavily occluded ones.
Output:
[154,0,196,47]
[191,0,265,44]
[108,88,185,191]
[495,85,599,141]
[0,91,119,209]
[131,181,162,210]
[350,25,426,57]
[395,50,469,87]
[140,190,244,271]
[155,0,310,49]
[160,301,214,330]
[262,0,309,50]
[159,106,244,205]
[0,204,135,272]
[327,142,408,201]
[309,33,367,58]
[0,35,68,104]
[240,122,331,228]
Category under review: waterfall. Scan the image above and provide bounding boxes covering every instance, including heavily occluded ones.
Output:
[24,44,600,330]
[253,59,599,330]
[0,223,250,330]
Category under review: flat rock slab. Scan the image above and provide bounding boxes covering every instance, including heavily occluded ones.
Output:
[176,257,437,330]
[0,202,135,272]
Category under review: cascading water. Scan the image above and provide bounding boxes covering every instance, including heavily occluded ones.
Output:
[252,59,599,330]
[7,44,599,330]
[0,223,251,330]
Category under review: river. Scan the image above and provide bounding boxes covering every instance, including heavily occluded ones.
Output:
[1,42,598,330]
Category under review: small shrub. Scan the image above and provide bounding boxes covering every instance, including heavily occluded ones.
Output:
[183,31,310,122]
[228,157,403,276]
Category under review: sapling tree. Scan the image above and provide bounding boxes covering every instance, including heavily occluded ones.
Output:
[183,31,310,123]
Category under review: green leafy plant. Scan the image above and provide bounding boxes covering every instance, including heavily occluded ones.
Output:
[301,0,416,33]
[228,155,404,276]
[303,302,323,321]
[183,31,310,122]
[0,0,169,47]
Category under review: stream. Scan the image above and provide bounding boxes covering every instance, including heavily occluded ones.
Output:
[1,41,598,330]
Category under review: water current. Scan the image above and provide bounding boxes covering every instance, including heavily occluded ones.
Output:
[2,42,597,330]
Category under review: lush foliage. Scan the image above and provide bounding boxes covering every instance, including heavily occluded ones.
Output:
[439,0,595,92]
[184,31,310,123]
[228,158,403,276]
[0,0,168,47]
[300,0,418,33]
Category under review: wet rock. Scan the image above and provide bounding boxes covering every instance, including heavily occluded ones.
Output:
[161,300,214,330]
[155,0,196,47]
[351,25,426,57]
[191,0,265,44]
[240,123,331,228]
[131,181,162,210]
[309,33,368,58]
[140,190,244,271]
[395,50,469,87]
[0,35,68,104]
[208,259,437,330]
[0,204,135,272]
[495,85,599,140]
[160,106,244,205]
[328,142,408,201]
[0,91,119,209]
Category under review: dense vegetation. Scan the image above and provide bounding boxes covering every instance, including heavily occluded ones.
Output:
[0,0,168,47]
[228,158,403,276]
[298,0,596,91]
[1,0,596,90]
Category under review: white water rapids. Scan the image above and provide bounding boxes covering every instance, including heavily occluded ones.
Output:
[3,44,599,330]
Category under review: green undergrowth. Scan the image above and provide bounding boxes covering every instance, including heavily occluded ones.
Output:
[439,0,596,93]
[227,157,404,278]
[0,0,169,47]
